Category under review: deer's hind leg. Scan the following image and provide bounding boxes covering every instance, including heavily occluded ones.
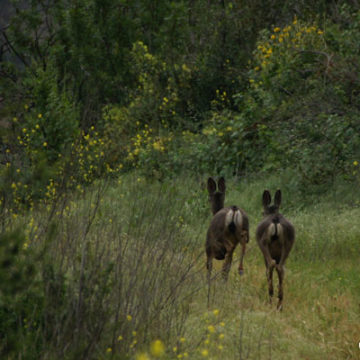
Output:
[206,255,213,283]
[275,265,284,310]
[238,230,249,275]
[221,244,235,281]
[259,239,276,302]
[275,243,288,310]
[267,259,276,301]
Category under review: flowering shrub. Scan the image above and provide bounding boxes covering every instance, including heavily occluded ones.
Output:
[0,125,122,219]
[105,41,192,132]
[237,16,360,185]
[249,17,327,103]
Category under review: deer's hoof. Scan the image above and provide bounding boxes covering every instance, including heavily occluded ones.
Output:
[238,268,244,276]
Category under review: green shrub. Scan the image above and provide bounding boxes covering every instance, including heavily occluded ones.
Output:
[0,229,44,357]
[238,15,360,185]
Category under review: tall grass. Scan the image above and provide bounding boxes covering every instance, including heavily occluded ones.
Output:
[1,173,359,359]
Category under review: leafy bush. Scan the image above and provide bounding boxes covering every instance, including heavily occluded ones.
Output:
[0,229,44,357]
[239,15,360,185]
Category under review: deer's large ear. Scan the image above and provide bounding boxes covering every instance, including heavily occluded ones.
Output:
[217,177,226,193]
[274,189,282,207]
[262,190,271,208]
[207,177,217,194]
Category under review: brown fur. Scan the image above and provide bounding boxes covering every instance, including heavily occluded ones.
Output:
[256,190,295,310]
[205,177,249,281]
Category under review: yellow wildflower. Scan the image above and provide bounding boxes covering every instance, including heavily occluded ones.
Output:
[207,325,215,333]
[136,353,150,360]
[150,340,165,357]
[201,349,209,357]
[182,64,190,72]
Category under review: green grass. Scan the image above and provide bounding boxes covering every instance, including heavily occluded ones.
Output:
[1,173,359,359]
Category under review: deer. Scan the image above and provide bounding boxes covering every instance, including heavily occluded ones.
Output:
[256,190,295,310]
[205,177,249,282]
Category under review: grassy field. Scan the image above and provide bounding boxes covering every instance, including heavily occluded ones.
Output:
[3,172,360,359]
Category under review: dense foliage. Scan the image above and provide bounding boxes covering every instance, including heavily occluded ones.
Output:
[1,0,360,209]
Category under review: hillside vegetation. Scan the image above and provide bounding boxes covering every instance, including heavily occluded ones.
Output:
[0,1,359,359]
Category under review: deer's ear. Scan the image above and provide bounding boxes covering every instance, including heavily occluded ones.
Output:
[207,177,217,194]
[262,190,271,207]
[217,177,226,193]
[274,189,282,207]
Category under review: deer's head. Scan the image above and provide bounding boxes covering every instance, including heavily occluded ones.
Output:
[262,189,281,217]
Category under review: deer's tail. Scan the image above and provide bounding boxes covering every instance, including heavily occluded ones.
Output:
[270,216,282,241]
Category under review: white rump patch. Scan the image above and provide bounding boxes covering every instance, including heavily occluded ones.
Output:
[268,223,284,239]
[225,209,243,228]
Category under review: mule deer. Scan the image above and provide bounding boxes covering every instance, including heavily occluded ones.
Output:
[256,190,295,310]
[205,177,249,281]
